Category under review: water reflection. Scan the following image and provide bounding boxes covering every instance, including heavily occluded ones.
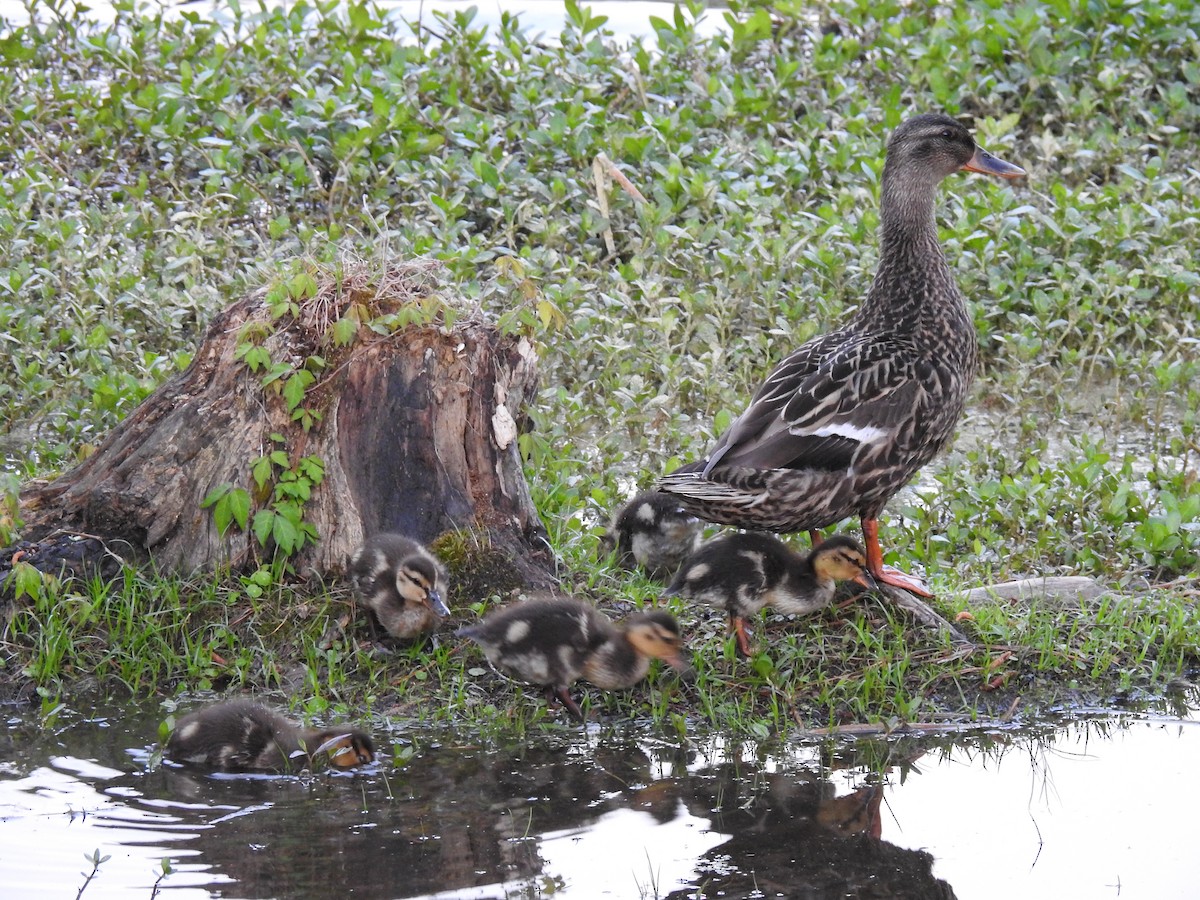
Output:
[153,736,933,898]
[1,703,1199,898]
[656,755,954,899]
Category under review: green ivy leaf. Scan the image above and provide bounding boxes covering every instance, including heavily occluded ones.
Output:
[330,317,358,347]
[8,561,47,601]
[288,272,319,300]
[271,512,299,554]
[298,456,325,483]
[200,483,231,508]
[252,509,275,547]
[260,362,292,388]
[252,456,273,490]
[282,369,315,411]
[212,495,232,535]
[240,345,271,373]
[225,487,250,531]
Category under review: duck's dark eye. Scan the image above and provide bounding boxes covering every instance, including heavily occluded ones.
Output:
[941,129,953,139]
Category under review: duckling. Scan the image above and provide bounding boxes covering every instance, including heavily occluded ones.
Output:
[599,491,704,579]
[349,533,450,641]
[457,596,692,721]
[165,700,375,771]
[664,533,874,657]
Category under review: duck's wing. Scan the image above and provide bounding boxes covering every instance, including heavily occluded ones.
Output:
[703,333,923,475]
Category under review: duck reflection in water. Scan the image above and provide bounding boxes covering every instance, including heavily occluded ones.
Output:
[648,753,955,900]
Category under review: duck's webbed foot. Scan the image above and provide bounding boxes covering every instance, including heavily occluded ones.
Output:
[876,564,934,597]
[861,519,934,598]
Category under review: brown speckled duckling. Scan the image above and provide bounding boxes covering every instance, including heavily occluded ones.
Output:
[349,533,450,640]
[664,533,874,656]
[165,700,375,771]
[599,491,704,580]
[597,494,700,578]
[457,596,692,721]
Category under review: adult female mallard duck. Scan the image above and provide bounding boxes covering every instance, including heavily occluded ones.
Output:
[659,114,1024,595]
[165,700,375,771]
[457,596,692,721]
[349,533,450,640]
[664,532,874,657]
[598,491,704,580]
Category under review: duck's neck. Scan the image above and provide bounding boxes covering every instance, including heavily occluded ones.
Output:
[856,170,961,334]
[772,561,837,615]
[582,635,649,689]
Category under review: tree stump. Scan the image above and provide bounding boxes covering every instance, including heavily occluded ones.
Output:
[7,257,555,593]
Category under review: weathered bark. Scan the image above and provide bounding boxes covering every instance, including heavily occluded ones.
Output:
[11,259,554,591]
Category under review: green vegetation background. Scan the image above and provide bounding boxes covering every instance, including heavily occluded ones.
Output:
[0,0,1197,735]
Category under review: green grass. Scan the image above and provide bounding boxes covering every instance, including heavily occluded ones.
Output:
[0,0,1198,737]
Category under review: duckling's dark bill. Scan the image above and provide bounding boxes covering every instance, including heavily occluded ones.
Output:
[665,653,695,680]
[962,146,1025,179]
[852,569,878,591]
[429,590,450,617]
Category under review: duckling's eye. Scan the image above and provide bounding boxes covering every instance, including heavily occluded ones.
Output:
[940,129,953,139]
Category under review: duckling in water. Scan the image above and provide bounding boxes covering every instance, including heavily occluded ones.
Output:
[457,596,692,721]
[349,533,450,641]
[664,533,874,657]
[165,700,375,771]
[599,491,704,580]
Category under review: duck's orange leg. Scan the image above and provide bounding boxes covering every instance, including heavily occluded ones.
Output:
[861,519,934,598]
[729,614,754,658]
[808,529,824,546]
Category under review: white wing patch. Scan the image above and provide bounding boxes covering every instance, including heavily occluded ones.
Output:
[809,423,889,443]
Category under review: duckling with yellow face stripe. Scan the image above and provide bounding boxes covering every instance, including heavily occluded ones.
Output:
[165,700,375,771]
[458,596,692,721]
[664,533,874,657]
[349,533,450,641]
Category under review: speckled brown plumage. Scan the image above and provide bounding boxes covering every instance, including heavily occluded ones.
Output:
[659,114,1024,595]
[457,596,691,721]
[164,700,375,771]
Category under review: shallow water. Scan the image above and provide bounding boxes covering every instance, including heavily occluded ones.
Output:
[2,699,1198,899]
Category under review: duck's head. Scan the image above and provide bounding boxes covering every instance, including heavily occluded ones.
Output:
[309,734,379,768]
[625,609,693,677]
[810,535,875,590]
[887,113,1025,183]
[312,730,377,768]
[396,555,450,617]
